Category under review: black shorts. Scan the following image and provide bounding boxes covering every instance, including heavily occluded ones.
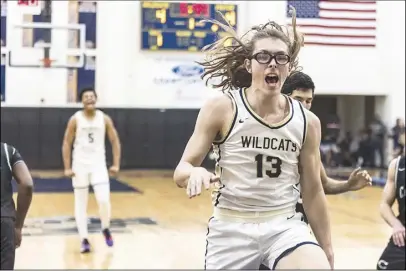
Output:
[259,264,270,270]
[295,202,308,224]
[0,217,15,270]
[377,238,406,270]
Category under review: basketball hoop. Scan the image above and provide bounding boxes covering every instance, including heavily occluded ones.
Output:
[17,0,42,16]
[40,57,54,68]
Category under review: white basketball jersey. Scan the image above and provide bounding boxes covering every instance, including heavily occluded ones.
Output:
[72,110,106,168]
[212,88,307,212]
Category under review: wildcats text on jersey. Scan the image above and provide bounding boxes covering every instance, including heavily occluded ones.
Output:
[241,136,298,152]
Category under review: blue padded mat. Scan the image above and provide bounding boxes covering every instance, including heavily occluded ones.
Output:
[12,177,140,193]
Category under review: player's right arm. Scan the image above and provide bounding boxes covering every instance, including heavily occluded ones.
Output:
[62,116,77,175]
[380,157,405,247]
[173,94,233,196]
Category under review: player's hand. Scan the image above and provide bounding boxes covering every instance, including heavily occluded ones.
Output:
[14,227,22,249]
[64,168,75,178]
[392,222,405,247]
[347,167,372,191]
[187,167,220,198]
[109,165,120,176]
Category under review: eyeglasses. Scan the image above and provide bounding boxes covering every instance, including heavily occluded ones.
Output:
[251,52,290,65]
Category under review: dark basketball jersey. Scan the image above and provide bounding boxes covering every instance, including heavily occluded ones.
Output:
[1,142,23,219]
[395,155,405,226]
[295,185,308,224]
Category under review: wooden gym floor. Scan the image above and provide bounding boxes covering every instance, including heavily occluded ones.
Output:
[14,170,390,269]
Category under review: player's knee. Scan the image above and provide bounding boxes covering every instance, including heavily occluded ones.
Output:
[96,193,110,205]
[74,189,88,208]
[275,244,329,269]
[94,185,110,204]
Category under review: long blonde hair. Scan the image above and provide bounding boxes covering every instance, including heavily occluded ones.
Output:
[197,6,304,92]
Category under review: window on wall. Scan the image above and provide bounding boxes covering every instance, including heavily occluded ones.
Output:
[311,96,338,138]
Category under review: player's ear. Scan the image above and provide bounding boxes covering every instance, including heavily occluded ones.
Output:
[244,59,252,74]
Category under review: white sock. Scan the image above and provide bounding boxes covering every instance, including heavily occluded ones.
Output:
[93,183,111,229]
[74,187,89,239]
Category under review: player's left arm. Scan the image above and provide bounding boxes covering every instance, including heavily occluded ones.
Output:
[299,111,333,266]
[7,145,34,230]
[320,164,372,194]
[105,114,121,170]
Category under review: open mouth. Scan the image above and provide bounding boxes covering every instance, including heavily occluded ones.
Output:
[265,75,279,85]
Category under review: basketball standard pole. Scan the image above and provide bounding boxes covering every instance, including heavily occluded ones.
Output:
[39,0,52,105]
[42,0,52,65]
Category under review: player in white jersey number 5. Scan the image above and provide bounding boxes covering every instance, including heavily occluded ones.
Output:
[174,9,333,270]
[62,87,121,253]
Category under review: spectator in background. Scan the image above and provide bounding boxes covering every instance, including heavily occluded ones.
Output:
[391,118,405,157]
[325,114,341,143]
[369,115,387,168]
[320,133,339,167]
[320,115,341,167]
[358,129,375,167]
[349,131,361,165]
[338,132,354,167]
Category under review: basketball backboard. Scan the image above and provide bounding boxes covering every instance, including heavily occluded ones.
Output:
[16,0,42,16]
[9,22,88,69]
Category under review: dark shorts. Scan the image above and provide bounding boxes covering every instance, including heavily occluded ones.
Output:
[1,217,15,270]
[295,202,308,224]
[377,238,406,270]
[259,263,270,270]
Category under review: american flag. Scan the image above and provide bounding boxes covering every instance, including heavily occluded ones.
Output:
[287,0,376,47]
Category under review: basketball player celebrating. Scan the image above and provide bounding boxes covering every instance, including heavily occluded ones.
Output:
[174,10,333,269]
[281,71,372,223]
[62,87,121,253]
[1,142,33,270]
[376,132,405,270]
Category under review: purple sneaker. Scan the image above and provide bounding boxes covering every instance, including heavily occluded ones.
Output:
[81,238,91,253]
[103,228,114,247]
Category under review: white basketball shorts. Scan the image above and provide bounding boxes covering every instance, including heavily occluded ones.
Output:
[71,164,109,189]
[204,208,319,269]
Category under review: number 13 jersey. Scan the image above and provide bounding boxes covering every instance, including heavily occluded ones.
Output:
[212,88,308,212]
[72,110,107,169]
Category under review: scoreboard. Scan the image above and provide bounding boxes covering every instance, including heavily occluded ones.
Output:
[141,1,238,51]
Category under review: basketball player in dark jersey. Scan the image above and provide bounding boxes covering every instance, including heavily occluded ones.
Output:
[281,71,372,223]
[258,71,372,270]
[1,142,33,270]
[376,133,405,270]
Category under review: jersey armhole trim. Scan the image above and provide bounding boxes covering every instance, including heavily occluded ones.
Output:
[298,101,308,145]
[3,143,12,171]
[394,156,401,186]
[12,160,23,168]
[213,93,238,145]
